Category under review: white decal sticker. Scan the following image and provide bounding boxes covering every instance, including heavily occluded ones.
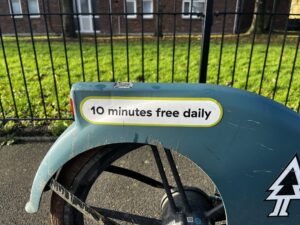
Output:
[266,154,300,217]
[187,217,194,223]
[80,97,223,127]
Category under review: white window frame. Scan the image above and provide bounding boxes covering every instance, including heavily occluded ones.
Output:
[28,0,40,18]
[8,0,23,18]
[124,0,137,19]
[142,0,153,19]
[73,0,100,33]
[182,0,205,19]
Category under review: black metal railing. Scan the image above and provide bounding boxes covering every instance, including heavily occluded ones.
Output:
[0,0,299,130]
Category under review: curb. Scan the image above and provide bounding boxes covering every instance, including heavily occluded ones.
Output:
[0,136,57,143]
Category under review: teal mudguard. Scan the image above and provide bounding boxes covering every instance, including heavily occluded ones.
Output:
[26,82,300,225]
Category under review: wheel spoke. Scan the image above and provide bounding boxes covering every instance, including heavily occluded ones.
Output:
[151,145,178,213]
[165,149,192,213]
[105,165,174,189]
[204,203,226,222]
[49,179,120,225]
[92,207,162,225]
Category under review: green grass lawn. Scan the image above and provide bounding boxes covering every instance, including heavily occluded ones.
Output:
[0,36,299,134]
[208,38,300,110]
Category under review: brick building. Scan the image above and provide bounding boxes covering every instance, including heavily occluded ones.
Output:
[0,0,293,36]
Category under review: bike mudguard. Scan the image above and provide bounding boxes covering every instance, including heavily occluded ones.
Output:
[26,82,300,225]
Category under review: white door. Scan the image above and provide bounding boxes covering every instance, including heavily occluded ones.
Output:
[75,0,93,33]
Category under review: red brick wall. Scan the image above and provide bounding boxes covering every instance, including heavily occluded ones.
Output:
[0,0,61,35]
[99,0,239,35]
[1,0,289,35]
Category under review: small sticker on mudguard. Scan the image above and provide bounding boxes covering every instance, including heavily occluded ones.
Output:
[80,96,223,127]
[266,154,300,217]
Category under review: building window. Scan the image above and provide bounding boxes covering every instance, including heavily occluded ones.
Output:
[8,0,23,18]
[143,0,153,19]
[182,0,205,19]
[125,0,137,19]
[28,0,40,18]
[289,0,300,19]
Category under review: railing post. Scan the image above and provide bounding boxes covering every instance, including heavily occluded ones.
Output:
[199,0,214,83]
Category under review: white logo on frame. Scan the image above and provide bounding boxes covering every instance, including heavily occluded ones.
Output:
[266,154,300,217]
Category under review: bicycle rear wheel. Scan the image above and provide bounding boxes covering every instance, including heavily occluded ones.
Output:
[50,144,226,225]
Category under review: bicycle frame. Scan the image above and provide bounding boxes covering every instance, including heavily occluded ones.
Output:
[26,82,300,225]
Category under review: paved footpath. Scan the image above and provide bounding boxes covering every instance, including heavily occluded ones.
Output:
[0,142,214,225]
[0,142,52,225]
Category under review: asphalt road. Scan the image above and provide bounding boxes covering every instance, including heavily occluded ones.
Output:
[0,142,215,225]
[0,142,52,225]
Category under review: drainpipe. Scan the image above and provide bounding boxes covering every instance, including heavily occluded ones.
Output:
[233,0,241,34]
